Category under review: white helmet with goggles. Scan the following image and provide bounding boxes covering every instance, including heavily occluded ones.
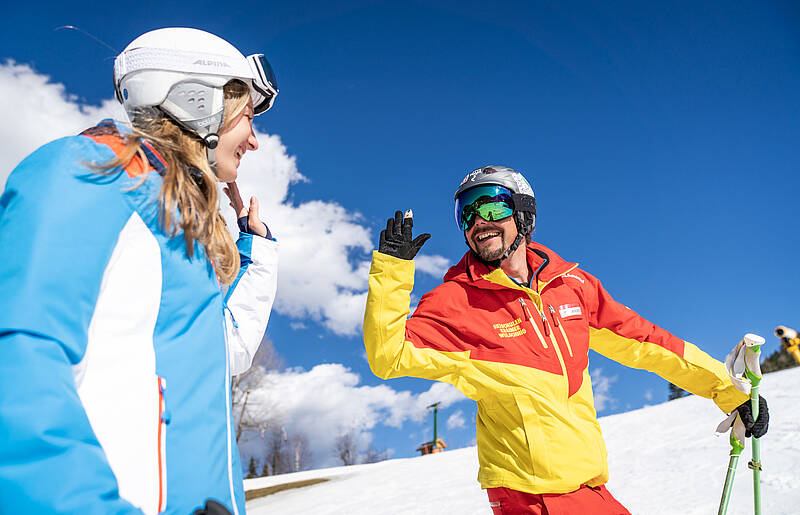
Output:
[113,27,278,167]
[454,165,536,263]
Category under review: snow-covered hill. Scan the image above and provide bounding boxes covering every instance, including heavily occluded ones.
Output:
[245,367,800,514]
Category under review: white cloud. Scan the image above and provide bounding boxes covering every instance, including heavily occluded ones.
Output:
[644,389,653,401]
[246,364,468,467]
[0,60,126,186]
[0,61,451,336]
[590,368,618,413]
[446,409,466,430]
[222,139,373,336]
[414,254,451,279]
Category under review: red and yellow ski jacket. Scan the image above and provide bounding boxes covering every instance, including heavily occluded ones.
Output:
[363,242,747,494]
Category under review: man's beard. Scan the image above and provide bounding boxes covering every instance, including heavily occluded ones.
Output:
[470,227,508,262]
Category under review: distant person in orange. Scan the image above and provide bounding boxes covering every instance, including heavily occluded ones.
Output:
[362,165,768,514]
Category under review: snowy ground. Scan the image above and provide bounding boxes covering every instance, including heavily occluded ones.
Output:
[245,367,799,514]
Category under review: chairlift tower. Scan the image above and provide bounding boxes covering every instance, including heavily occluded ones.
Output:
[428,402,441,447]
[416,402,447,455]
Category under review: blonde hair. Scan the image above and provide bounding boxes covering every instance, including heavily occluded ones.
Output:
[100,80,252,284]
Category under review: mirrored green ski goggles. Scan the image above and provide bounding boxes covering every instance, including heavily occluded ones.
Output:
[455,185,515,231]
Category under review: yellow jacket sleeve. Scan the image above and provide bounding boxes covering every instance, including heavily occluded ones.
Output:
[362,252,480,399]
[583,272,748,413]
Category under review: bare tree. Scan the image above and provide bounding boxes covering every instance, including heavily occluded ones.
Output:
[231,337,283,442]
[362,445,389,464]
[289,432,312,472]
[260,426,312,475]
[264,426,291,476]
[334,431,359,466]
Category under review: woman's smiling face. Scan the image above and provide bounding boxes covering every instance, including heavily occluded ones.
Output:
[215,99,258,182]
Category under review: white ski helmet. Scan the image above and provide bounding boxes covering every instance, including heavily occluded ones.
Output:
[454,165,537,264]
[113,27,278,163]
[454,165,536,234]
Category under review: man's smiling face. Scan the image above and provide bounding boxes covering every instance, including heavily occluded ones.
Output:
[465,214,518,262]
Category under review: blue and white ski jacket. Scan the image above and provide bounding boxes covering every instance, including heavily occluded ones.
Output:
[0,120,278,515]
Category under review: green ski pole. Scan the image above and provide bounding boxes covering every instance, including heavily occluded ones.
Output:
[743,335,764,515]
[716,333,765,515]
[718,430,744,515]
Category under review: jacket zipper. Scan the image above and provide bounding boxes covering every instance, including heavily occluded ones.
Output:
[518,298,547,349]
[548,305,573,357]
[539,310,569,404]
[222,318,241,515]
[508,264,581,405]
[157,377,168,513]
[537,267,581,406]
[519,297,549,336]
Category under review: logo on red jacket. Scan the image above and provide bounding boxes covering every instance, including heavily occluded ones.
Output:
[558,304,582,318]
[493,318,526,338]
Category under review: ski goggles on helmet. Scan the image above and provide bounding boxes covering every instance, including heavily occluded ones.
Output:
[454,185,515,231]
[247,54,279,114]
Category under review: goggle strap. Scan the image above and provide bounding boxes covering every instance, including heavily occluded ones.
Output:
[115,47,253,83]
[511,193,536,212]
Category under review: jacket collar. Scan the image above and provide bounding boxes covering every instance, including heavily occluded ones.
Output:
[444,241,578,291]
[82,119,168,175]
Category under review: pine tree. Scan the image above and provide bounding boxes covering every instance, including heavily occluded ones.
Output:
[246,456,257,479]
[668,382,687,400]
[761,347,799,374]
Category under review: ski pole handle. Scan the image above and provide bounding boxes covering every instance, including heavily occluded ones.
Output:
[742,333,764,405]
[742,334,764,373]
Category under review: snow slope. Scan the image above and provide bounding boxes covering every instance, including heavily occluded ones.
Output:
[245,367,799,514]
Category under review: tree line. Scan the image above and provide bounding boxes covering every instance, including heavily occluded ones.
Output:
[232,337,389,479]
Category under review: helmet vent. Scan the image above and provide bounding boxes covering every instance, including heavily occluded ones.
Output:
[166,82,214,118]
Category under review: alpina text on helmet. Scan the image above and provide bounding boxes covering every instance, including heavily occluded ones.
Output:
[192,59,232,68]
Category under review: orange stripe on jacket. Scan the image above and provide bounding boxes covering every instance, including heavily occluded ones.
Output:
[80,123,165,178]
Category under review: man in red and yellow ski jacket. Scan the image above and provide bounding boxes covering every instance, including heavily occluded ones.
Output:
[362,166,767,514]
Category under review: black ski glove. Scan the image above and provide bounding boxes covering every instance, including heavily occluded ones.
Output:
[193,499,232,515]
[378,210,430,260]
[735,395,769,438]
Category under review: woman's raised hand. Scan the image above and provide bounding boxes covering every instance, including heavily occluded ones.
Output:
[223,181,269,238]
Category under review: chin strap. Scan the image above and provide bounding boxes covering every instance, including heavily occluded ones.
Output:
[153,105,221,174]
[489,232,525,267]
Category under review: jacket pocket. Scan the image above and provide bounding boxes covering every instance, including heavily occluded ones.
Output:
[477,396,539,481]
[512,392,552,482]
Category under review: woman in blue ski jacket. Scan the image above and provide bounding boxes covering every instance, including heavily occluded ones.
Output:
[0,28,281,515]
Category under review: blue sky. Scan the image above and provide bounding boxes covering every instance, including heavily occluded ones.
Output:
[2,1,798,468]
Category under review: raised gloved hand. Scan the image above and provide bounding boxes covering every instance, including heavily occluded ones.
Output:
[378,210,430,260]
[735,395,769,438]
